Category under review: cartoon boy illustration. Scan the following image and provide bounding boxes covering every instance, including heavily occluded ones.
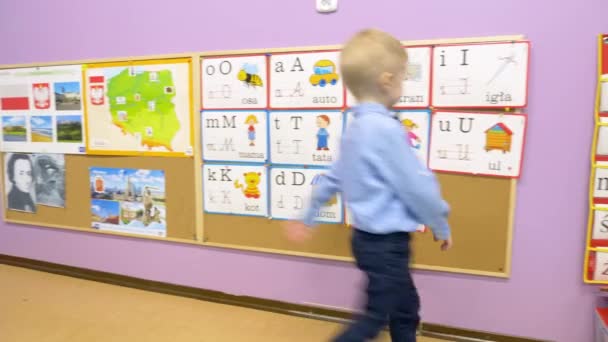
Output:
[316,115,330,151]
[401,118,421,150]
[245,114,258,146]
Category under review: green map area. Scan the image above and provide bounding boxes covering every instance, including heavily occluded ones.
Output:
[106,68,180,151]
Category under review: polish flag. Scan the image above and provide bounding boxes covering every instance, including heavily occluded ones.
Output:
[0,84,30,110]
[89,76,105,106]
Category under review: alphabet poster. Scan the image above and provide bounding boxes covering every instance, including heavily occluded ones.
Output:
[397,110,431,165]
[594,167,608,205]
[346,46,432,108]
[0,65,86,154]
[270,167,343,223]
[601,79,608,113]
[590,251,608,282]
[592,209,608,247]
[201,110,268,162]
[431,41,530,108]
[269,51,344,109]
[203,163,268,217]
[269,111,343,166]
[597,117,608,162]
[429,111,527,177]
[201,55,268,109]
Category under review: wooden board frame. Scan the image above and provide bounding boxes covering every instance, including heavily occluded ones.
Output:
[196,34,524,278]
[584,34,608,284]
[0,53,203,245]
[0,34,524,278]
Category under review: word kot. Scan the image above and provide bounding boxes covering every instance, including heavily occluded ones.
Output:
[204,164,268,216]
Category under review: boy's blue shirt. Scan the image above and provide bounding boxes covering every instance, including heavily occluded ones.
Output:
[301,102,451,240]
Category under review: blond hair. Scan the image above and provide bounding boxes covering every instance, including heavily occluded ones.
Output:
[244,114,258,124]
[339,29,407,100]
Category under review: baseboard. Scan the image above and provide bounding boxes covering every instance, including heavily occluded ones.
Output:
[0,254,548,342]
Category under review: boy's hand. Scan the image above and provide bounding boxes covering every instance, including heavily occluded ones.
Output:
[434,235,453,251]
[284,221,313,243]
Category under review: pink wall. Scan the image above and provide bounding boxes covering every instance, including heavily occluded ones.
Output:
[0,1,603,340]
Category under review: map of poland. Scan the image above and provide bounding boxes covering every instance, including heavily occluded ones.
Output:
[85,60,192,155]
[107,68,179,151]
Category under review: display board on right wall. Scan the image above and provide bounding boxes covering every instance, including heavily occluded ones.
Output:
[585,34,608,283]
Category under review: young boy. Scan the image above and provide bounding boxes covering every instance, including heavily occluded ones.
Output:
[285,28,452,342]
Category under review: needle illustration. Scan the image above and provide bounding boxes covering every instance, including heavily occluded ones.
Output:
[486,52,517,85]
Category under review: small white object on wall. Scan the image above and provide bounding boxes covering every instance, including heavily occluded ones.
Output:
[316,0,338,13]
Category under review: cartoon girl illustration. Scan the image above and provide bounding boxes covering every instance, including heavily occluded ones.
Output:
[245,114,258,146]
[401,118,421,149]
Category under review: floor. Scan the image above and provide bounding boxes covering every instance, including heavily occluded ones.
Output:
[0,264,447,341]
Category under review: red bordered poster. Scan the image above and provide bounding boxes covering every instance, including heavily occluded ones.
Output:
[428,110,528,178]
[268,50,344,110]
[431,41,530,109]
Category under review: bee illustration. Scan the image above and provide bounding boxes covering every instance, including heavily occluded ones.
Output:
[237,63,263,87]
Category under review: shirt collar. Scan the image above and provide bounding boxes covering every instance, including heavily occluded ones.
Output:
[351,102,397,119]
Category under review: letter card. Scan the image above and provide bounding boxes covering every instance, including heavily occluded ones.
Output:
[592,209,608,247]
[201,110,268,162]
[201,55,268,109]
[203,163,268,217]
[397,110,431,166]
[429,111,527,177]
[431,41,530,108]
[591,251,608,282]
[594,167,608,205]
[346,46,432,108]
[270,51,344,109]
[270,167,342,223]
[269,111,343,166]
[597,117,608,163]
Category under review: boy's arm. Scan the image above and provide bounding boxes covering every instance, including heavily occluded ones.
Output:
[374,124,451,240]
[300,161,341,227]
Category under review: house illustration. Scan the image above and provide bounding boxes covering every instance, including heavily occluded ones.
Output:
[485,123,513,153]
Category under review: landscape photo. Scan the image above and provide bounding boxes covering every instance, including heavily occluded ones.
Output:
[90,167,127,200]
[2,116,27,142]
[91,199,120,227]
[54,81,81,110]
[30,116,53,142]
[56,115,83,143]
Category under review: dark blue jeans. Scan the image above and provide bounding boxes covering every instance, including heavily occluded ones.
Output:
[333,229,420,342]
